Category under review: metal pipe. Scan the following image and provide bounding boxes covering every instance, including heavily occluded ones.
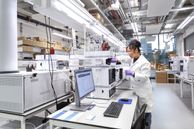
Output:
[133,31,173,36]
[119,4,128,20]
[131,5,194,17]
[117,9,126,22]
[17,15,63,32]
[170,0,187,20]
[170,6,194,12]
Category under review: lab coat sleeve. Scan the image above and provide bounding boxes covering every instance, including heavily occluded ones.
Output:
[133,62,151,83]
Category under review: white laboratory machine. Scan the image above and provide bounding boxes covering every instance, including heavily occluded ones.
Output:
[170,57,181,72]
[36,60,58,71]
[180,57,194,79]
[0,70,70,113]
[83,58,106,66]
[93,86,116,99]
[35,55,70,71]
[91,67,117,99]
[92,67,116,87]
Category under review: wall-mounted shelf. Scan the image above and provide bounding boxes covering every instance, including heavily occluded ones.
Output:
[17,37,71,60]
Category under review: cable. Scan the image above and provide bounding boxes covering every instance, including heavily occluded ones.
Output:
[48,17,58,108]
[44,16,58,110]
[45,109,52,114]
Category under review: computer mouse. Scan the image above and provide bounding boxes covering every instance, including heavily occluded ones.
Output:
[120,98,129,102]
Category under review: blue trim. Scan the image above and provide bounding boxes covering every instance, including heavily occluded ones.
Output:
[64,112,79,120]
[52,111,66,119]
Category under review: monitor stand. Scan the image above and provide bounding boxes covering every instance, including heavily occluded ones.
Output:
[70,103,95,112]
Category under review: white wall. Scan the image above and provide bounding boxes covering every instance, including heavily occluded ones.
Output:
[183,24,194,38]
[176,34,184,56]
[175,24,194,56]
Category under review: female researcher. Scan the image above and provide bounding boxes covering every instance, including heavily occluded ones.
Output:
[125,39,153,129]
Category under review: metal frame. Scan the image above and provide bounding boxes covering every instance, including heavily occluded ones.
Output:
[178,75,194,110]
[49,120,111,129]
[0,93,73,129]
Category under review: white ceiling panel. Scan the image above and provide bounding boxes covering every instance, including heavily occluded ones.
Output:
[146,24,162,34]
[147,0,175,17]
[146,35,156,41]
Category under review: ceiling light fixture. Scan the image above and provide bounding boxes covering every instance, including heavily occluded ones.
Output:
[52,32,72,40]
[165,23,174,29]
[34,0,126,48]
[131,22,138,33]
[110,0,120,10]
[129,0,139,7]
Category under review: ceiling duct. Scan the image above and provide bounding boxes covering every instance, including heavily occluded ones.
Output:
[17,0,37,15]
[169,0,187,21]
[110,0,120,10]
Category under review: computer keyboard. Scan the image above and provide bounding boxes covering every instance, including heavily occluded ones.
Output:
[103,102,123,118]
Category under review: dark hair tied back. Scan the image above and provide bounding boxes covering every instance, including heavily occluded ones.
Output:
[127,39,141,52]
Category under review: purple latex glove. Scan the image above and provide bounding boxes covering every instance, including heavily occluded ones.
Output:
[125,69,135,77]
[111,58,117,63]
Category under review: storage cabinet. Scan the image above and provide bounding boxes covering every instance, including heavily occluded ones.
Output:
[156,71,167,83]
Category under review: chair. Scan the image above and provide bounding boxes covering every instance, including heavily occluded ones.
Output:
[131,104,147,129]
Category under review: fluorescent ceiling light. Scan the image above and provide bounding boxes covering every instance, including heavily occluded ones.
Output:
[58,0,89,22]
[132,10,147,16]
[129,0,139,7]
[131,22,138,33]
[51,0,125,48]
[136,32,143,35]
[53,1,86,25]
[90,25,103,36]
[52,32,72,40]
[96,24,110,36]
[53,0,94,27]
[74,0,85,7]
[177,16,194,30]
[24,0,34,5]
[109,35,125,48]
[165,23,174,29]
[110,0,120,10]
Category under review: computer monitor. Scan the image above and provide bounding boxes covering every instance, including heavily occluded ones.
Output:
[71,68,95,111]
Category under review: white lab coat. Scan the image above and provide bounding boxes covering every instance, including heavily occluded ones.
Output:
[129,55,153,113]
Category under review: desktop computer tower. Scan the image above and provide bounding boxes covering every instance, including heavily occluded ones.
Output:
[0,70,70,114]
